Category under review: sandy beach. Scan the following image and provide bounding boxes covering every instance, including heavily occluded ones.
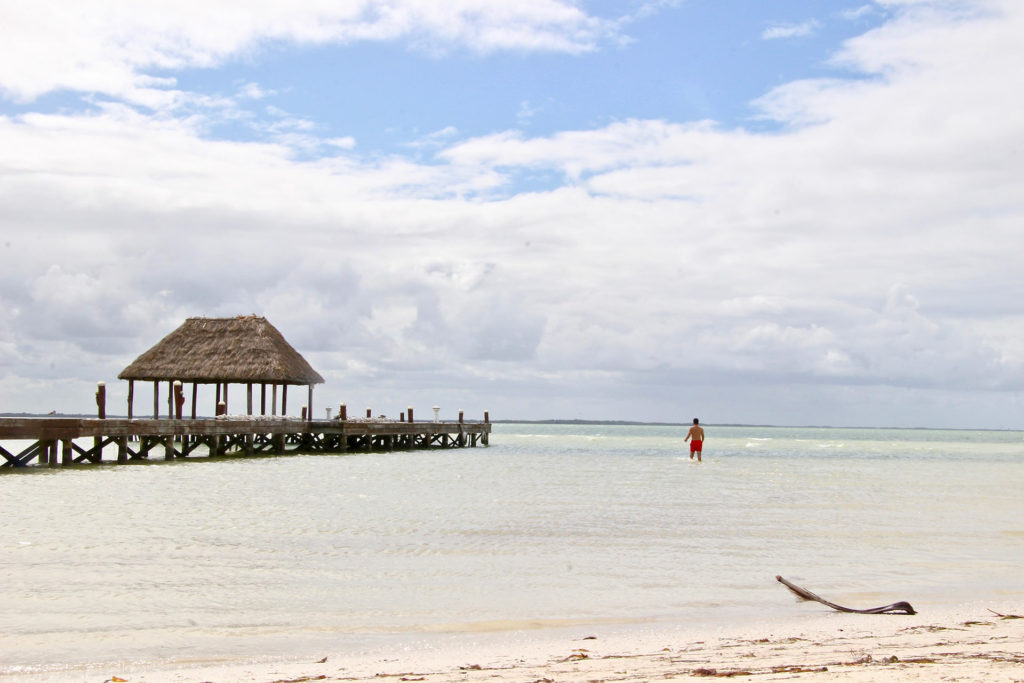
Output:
[13,604,1023,683]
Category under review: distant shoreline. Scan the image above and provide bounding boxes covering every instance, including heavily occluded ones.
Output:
[489,418,1020,432]
[2,413,1017,432]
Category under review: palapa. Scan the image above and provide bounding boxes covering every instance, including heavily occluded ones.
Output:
[118,315,324,385]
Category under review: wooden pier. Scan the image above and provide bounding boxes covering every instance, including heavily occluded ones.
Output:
[2,315,493,470]
[0,416,491,468]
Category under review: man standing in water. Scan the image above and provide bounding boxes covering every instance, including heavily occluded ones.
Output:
[685,418,704,461]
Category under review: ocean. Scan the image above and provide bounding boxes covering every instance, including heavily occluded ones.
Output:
[2,423,1023,676]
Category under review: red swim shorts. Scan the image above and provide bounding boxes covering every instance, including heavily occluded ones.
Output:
[690,440,703,453]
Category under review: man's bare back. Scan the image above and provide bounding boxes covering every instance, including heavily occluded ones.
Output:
[685,418,704,461]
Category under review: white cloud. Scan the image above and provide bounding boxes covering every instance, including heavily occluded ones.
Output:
[326,136,357,150]
[841,4,879,21]
[761,20,820,40]
[2,0,1024,427]
[516,100,542,126]
[238,82,275,100]
[0,1,621,104]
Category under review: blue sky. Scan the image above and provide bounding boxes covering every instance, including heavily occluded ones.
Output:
[178,1,883,151]
[2,0,1023,428]
[3,2,890,155]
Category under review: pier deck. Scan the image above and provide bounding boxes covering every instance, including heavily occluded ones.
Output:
[0,417,491,468]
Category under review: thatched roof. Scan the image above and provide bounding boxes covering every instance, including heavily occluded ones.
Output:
[118,315,324,385]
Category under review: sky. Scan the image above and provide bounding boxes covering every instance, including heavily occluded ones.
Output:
[1,0,1023,429]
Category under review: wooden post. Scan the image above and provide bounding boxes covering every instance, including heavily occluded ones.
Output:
[167,381,173,419]
[483,410,489,445]
[117,436,128,463]
[191,382,198,419]
[271,384,278,416]
[174,381,184,419]
[339,403,347,421]
[400,412,405,423]
[95,382,106,419]
[307,384,313,422]
[153,381,159,419]
[301,406,307,421]
[62,439,73,466]
[459,409,464,424]
[164,436,174,460]
[366,407,372,418]
[47,440,58,467]
[261,384,267,415]
[484,410,489,423]
[407,406,413,423]
[94,381,106,456]
[223,383,229,414]
[127,379,134,419]
[282,385,288,415]
[247,382,253,416]
[215,383,221,413]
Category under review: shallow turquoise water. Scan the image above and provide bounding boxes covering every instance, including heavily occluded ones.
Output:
[2,423,1023,672]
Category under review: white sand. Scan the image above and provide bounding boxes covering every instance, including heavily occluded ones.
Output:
[9,603,1023,683]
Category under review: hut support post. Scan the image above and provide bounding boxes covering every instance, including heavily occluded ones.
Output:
[153,381,159,419]
[272,384,278,416]
[191,382,198,419]
[174,381,184,419]
[307,385,313,422]
[127,380,134,419]
[247,383,253,416]
[282,385,288,416]
[261,384,266,415]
